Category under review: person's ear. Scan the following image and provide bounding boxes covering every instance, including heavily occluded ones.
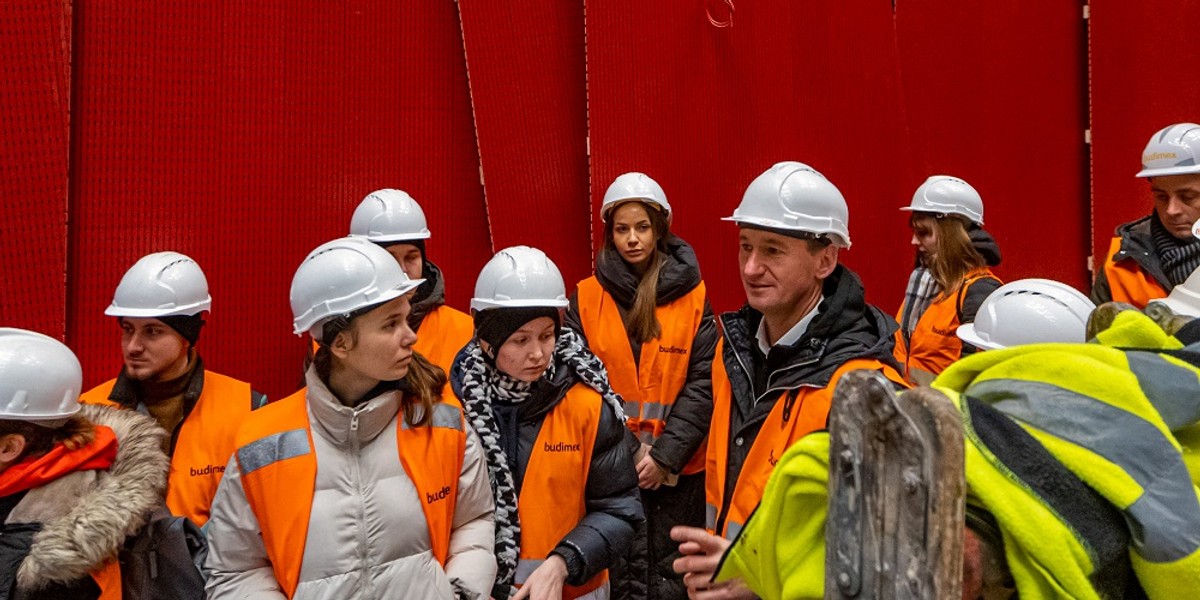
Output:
[0,433,27,464]
[815,245,839,279]
[329,329,354,360]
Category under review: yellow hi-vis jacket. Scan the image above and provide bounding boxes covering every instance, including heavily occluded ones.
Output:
[717,339,1200,600]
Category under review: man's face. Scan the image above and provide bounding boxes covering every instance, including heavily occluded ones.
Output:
[385,243,424,281]
[120,317,190,382]
[738,228,836,319]
[1151,173,1200,239]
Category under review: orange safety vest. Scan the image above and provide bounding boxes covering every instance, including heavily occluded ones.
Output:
[705,348,906,540]
[234,389,466,598]
[576,276,708,475]
[81,370,255,527]
[413,305,476,374]
[894,268,999,382]
[308,304,474,375]
[92,558,122,599]
[515,384,609,599]
[1102,237,1171,309]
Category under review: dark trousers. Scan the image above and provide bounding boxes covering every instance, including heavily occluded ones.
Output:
[609,471,706,600]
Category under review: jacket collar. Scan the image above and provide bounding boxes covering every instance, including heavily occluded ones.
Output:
[108,353,205,414]
[721,265,901,397]
[12,404,169,590]
[409,259,448,330]
[304,368,402,448]
[1115,215,1172,287]
[594,235,702,307]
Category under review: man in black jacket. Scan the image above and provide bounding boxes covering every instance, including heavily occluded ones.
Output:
[673,162,905,599]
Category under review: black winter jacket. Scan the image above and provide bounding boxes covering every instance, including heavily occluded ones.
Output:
[565,236,717,473]
[716,265,902,518]
[450,356,644,587]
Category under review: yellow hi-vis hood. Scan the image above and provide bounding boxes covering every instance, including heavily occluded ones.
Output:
[717,331,1200,599]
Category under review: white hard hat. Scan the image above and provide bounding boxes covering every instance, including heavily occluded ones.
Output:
[1158,268,1200,317]
[471,246,569,312]
[290,236,425,342]
[901,175,984,225]
[601,172,671,222]
[105,251,212,318]
[723,161,851,248]
[956,279,1095,350]
[349,188,432,243]
[1137,123,1200,178]
[0,328,82,425]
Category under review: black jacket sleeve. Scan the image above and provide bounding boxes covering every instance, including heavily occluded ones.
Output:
[552,402,644,586]
[563,291,588,344]
[649,301,716,473]
[958,277,1002,356]
[1091,265,1114,305]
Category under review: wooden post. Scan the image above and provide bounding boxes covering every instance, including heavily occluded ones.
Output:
[825,371,965,600]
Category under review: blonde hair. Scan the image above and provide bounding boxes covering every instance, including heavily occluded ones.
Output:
[913,213,987,299]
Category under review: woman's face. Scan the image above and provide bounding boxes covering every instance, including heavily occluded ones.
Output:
[610,202,659,268]
[335,294,418,383]
[910,215,938,261]
[493,316,557,383]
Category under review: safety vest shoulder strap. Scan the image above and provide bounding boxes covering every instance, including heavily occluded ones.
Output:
[413,304,476,373]
[80,379,121,409]
[235,389,315,597]
[954,267,1001,321]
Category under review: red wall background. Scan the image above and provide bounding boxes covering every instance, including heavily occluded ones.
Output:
[0,1,1186,400]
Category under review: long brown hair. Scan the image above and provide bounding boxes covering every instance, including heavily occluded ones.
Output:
[0,416,97,461]
[913,213,986,298]
[604,202,672,344]
[313,329,447,428]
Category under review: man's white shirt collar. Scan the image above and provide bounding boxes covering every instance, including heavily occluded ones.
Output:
[756,295,823,355]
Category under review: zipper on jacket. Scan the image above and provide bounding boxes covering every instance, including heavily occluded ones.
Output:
[348,406,372,596]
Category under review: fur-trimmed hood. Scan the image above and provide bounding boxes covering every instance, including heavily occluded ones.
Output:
[10,403,169,591]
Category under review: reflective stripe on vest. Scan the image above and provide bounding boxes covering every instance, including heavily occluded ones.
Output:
[81,370,255,527]
[515,384,609,599]
[1103,237,1170,309]
[577,276,708,474]
[235,389,466,598]
[413,304,476,375]
[706,349,907,539]
[971,377,1200,563]
[899,268,999,382]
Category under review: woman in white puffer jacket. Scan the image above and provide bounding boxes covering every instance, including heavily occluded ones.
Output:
[204,237,497,599]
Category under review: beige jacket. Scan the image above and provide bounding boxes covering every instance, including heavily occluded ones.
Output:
[204,369,497,599]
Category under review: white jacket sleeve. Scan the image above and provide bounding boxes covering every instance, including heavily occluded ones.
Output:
[204,454,288,600]
[444,427,497,599]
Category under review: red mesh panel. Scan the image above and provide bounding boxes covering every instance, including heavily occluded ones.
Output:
[0,1,71,338]
[586,1,912,312]
[458,1,592,288]
[1089,1,1200,273]
[67,2,488,399]
[896,1,1089,294]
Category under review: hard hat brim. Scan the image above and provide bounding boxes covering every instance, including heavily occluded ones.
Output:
[721,216,852,249]
[359,231,432,243]
[104,298,212,318]
[470,298,570,312]
[291,278,425,335]
[1137,166,1200,178]
[955,323,1003,351]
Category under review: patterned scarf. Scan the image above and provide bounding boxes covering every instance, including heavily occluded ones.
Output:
[457,327,625,600]
[1151,214,1200,287]
[899,266,938,344]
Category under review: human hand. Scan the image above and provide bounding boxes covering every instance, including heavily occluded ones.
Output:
[637,452,670,490]
[671,526,754,598]
[511,554,568,600]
